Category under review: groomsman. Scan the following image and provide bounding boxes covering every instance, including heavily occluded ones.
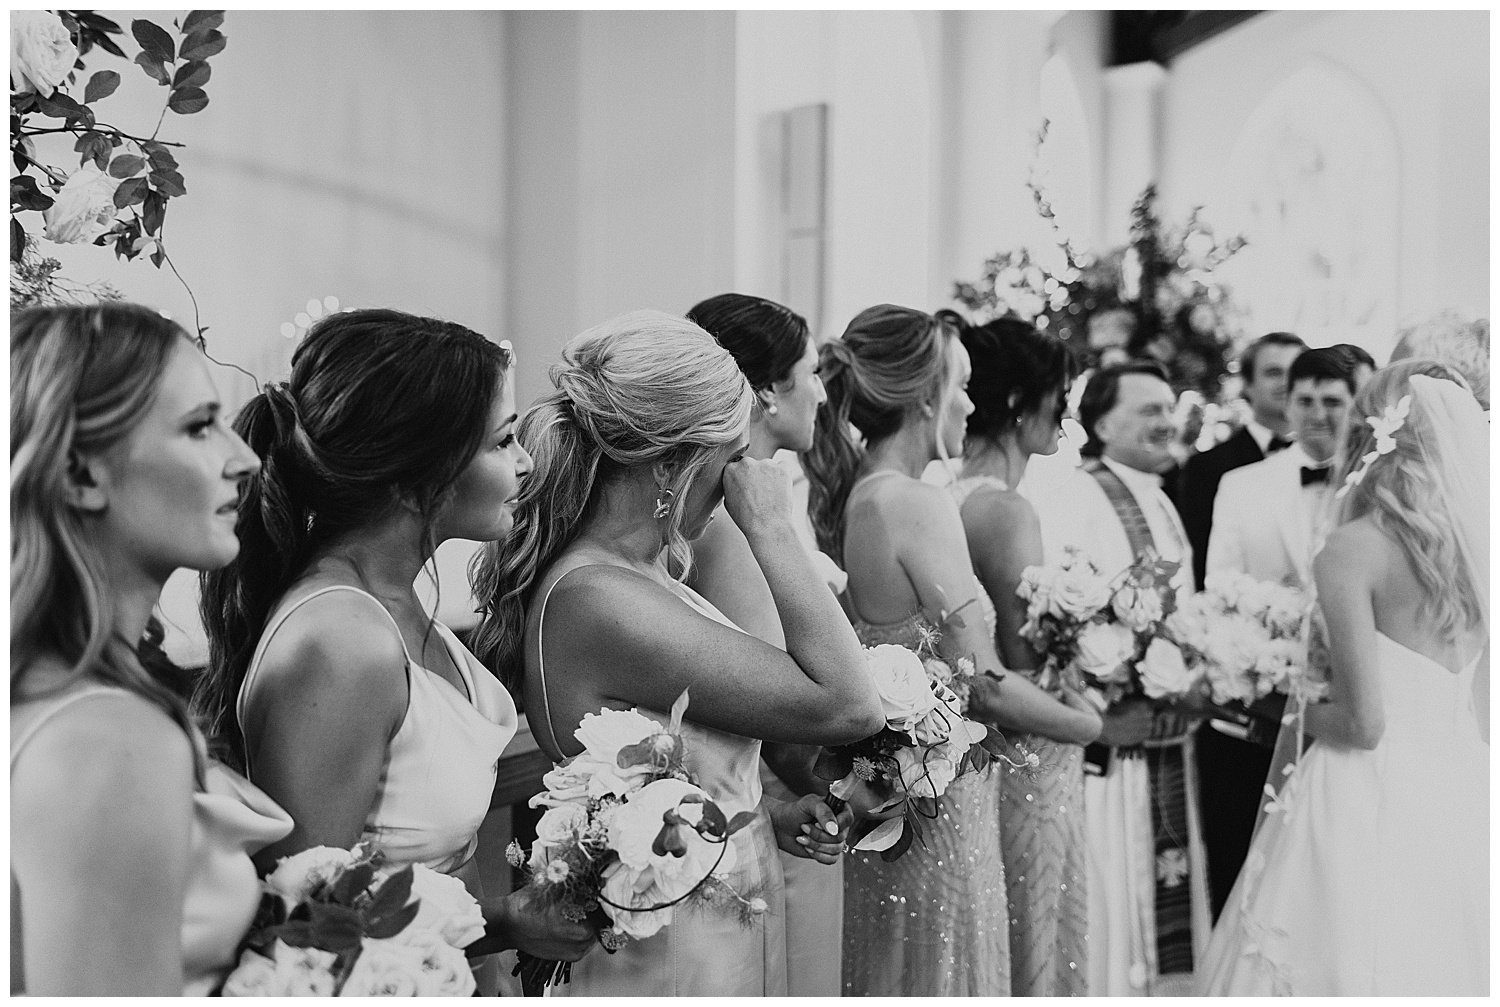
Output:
[1030,360,1208,997]
[1177,332,1306,590]
[1198,346,1359,918]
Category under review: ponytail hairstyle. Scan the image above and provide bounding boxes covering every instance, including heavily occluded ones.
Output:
[942,311,1075,445]
[470,310,754,688]
[804,304,954,559]
[12,302,206,779]
[687,292,810,393]
[198,308,507,769]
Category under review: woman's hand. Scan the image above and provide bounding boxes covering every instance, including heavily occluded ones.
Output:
[483,887,597,962]
[769,793,850,864]
[1096,695,1155,748]
[721,456,796,540]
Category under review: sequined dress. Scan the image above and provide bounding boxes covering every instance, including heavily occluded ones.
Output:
[952,475,1089,995]
[841,612,1010,996]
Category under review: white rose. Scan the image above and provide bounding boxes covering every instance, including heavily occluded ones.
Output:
[1048,562,1112,620]
[865,645,941,737]
[268,942,338,997]
[533,752,650,805]
[221,949,280,997]
[607,778,736,904]
[1073,621,1137,683]
[42,164,120,245]
[403,865,487,950]
[385,930,477,996]
[1166,599,1211,651]
[264,846,357,906]
[1139,637,1197,700]
[1111,580,1165,632]
[535,802,589,846]
[574,707,664,762]
[11,11,77,96]
[338,940,421,996]
[597,865,673,939]
[892,744,958,800]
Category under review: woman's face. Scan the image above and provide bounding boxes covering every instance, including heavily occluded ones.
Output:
[763,337,827,453]
[437,375,532,543]
[679,434,750,540]
[935,337,975,459]
[90,339,260,582]
[1018,386,1066,457]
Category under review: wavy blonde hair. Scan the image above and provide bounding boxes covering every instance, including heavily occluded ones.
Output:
[470,310,754,687]
[1332,358,1485,640]
[11,303,204,776]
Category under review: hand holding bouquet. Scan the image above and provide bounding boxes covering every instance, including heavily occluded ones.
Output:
[221,844,486,996]
[506,690,768,991]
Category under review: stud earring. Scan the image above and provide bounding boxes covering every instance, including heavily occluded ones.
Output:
[653,488,675,520]
[766,404,779,416]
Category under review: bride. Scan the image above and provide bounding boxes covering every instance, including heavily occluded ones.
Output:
[1197,360,1489,996]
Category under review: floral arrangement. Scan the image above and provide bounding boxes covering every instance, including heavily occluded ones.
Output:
[813,640,1007,862]
[1017,545,1195,706]
[220,843,485,996]
[1167,571,1310,707]
[952,123,1247,400]
[504,691,767,991]
[10,10,224,321]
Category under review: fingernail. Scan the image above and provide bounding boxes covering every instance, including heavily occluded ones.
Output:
[825,821,839,835]
[796,836,809,845]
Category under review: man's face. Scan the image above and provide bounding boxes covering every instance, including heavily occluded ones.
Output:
[1097,373,1177,473]
[1287,377,1354,463]
[1245,343,1303,429]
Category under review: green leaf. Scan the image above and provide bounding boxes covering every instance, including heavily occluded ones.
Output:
[148,170,186,197]
[168,88,209,115]
[180,28,227,61]
[363,865,415,924]
[182,10,226,34]
[880,820,916,862]
[696,800,727,839]
[35,92,92,127]
[83,70,121,103]
[307,902,364,954]
[725,810,759,836]
[112,177,148,209]
[329,861,377,906]
[363,900,419,940]
[149,245,165,268]
[131,19,176,63]
[135,52,170,85]
[172,60,211,90]
[143,142,179,172]
[107,154,147,179]
[11,218,27,263]
[142,190,166,234]
[269,919,317,948]
[11,175,54,211]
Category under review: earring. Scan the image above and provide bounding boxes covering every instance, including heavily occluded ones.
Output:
[653,488,675,520]
[766,404,779,416]
[920,403,935,419]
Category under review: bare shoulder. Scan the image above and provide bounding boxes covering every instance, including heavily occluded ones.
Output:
[252,588,409,707]
[1316,517,1391,580]
[961,483,1039,532]
[876,477,963,528]
[12,688,193,798]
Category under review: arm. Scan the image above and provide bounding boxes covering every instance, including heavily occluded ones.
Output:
[240,594,408,873]
[1302,525,1386,749]
[896,483,1100,746]
[962,488,1043,672]
[685,504,785,649]
[12,694,194,994]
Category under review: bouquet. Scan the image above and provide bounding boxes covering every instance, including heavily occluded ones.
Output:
[505,690,768,991]
[221,844,486,996]
[812,639,1002,862]
[1169,571,1311,707]
[1017,546,1197,704]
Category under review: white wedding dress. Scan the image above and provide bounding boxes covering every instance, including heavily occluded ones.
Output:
[1198,632,1488,995]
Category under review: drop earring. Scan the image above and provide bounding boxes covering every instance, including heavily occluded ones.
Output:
[653,488,675,520]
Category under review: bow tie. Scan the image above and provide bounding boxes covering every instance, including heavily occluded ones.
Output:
[1267,435,1292,453]
[1300,465,1330,486]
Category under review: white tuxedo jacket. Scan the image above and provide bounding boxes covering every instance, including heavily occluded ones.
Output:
[1205,446,1331,591]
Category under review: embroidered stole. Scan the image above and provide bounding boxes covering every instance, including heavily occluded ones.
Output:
[1083,458,1198,977]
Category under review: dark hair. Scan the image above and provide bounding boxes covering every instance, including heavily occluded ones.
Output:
[1240,331,1306,383]
[687,293,810,391]
[804,304,954,557]
[198,308,508,768]
[1077,359,1170,458]
[1330,342,1376,373]
[1287,345,1359,397]
[11,302,206,779]
[940,311,1074,442]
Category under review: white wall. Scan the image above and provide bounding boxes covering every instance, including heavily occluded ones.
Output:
[1159,10,1489,357]
[35,11,511,656]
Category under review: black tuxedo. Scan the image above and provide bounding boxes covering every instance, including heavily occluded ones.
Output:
[1176,427,1265,591]
[1175,425,1276,923]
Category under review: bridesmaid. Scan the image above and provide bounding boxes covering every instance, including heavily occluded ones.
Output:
[803,304,1102,996]
[471,310,881,996]
[11,303,292,994]
[940,311,1095,995]
[683,292,846,996]
[196,309,595,992]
